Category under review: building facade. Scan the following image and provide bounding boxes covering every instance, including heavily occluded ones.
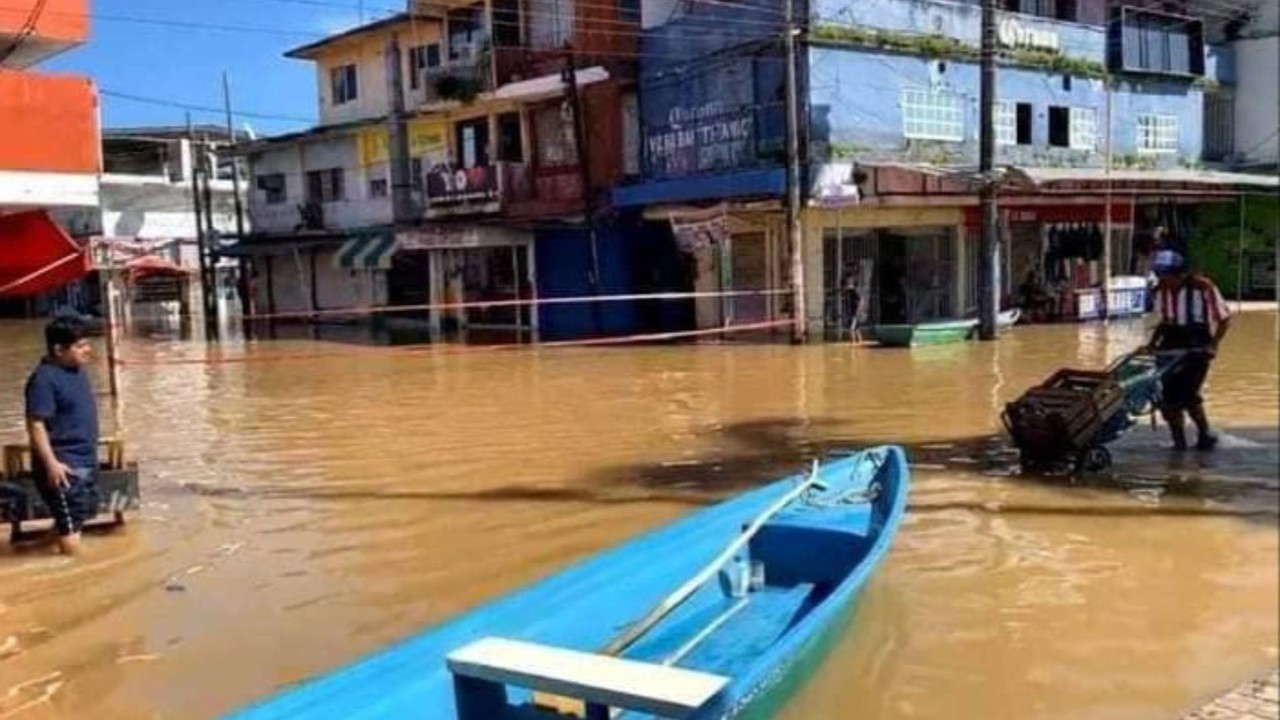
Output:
[0,0,99,312]
[234,3,645,341]
[618,0,1271,341]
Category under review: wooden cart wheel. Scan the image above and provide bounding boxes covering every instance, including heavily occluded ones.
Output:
[1077,446,1112,473]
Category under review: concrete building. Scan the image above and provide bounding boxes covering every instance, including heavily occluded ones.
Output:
[617,0,1277,340]
[232,4,646,341]
[0,0,99,313]
[48,127,248,323]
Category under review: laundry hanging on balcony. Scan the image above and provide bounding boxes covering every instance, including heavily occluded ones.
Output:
[0,210,91,298]
[334,232,399,270]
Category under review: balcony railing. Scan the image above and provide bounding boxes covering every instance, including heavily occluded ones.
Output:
[416,53,493,106]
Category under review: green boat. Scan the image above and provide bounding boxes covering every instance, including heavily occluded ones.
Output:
[865,318,980,347]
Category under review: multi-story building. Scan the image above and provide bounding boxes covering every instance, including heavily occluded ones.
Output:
[47,127,247,324]
[232,1,645,340]
[1223,0,1274,169]
[0,0,100,312]
[617,0,1276,339]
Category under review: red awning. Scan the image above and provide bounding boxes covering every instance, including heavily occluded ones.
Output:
[0,210,90,298]
[124,254,191,282]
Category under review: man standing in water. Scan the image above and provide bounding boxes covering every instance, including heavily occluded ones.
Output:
[25,316,101,555]
[1145,250,1232,451]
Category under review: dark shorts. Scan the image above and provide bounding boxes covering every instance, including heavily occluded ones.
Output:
[1161,351,1212,410]
[35,467,101,536]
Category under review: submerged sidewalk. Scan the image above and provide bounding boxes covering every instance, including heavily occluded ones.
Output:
[1182,670,1279,720]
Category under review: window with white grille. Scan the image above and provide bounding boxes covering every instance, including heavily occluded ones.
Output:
[1137,114,1178,154]
[901,88,965,142]
[1069,107,1098,150]
[995,102,1016,146]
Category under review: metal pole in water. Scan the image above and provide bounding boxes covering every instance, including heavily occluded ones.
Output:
[784,0,806,343]
[977,0,999,341]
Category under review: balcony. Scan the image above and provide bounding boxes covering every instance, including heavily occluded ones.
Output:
[0,0,89,68]
[415,55,494,108]
[0,69,99,210]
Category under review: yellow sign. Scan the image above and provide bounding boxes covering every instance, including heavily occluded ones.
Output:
[357,119,447,166]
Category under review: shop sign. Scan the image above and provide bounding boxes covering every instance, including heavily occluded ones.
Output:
[357,120,448,167]
[670,211,730,253]
[997,17,1061,53]
[425,164,499,205]
[398,226,529,250]
[646,102,755,178]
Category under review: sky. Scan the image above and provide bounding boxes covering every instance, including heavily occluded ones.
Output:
[39,0,404,135]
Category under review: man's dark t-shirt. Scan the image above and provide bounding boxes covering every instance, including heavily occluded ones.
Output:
[25,360,99,470]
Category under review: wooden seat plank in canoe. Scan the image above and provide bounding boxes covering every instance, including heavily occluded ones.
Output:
[447,637,729,720]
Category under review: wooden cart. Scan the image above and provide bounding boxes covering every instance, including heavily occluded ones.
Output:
[0,437,140,544]
[1002,369,1128,473]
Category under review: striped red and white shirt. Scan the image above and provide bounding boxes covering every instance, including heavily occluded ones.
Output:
[1154,275,1231,330]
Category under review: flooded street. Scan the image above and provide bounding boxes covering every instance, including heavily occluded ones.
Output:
[0,313,1276,720]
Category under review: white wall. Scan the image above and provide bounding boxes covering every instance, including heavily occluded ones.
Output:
[248,133,393,234]
[315,40,391,127]
[99,175,239,240]
[0,170,99,210]
[1234,36,1279,165]
[263,249,386,313]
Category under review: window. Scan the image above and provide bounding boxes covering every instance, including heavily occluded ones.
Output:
[1069,107,1097,150]
[492,0,522,47]
[369,177,389,198]
[1016,103,1033,145]
[408,44,441,91]
[1048,106,1070,147]
[995,102,1032,146]
[534,104,578,166]
[619,0,640,24]
[331,64,358,105]
[1112,8,1205,77]
[497,112,523,163]
[255,173,287,204]
[901,88,964,142]
[448,5,486,60]
[528,0,575,49]
[411,158,424,191]
[1002,0,1074,21]
[995,103,1016,146]
[306,168,346,203]
[1137,114,1178,154]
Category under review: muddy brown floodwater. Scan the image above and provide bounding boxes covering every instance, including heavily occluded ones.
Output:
[0,313,1276,720]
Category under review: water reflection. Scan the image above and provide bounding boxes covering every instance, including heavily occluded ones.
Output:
[0,314,1275,720]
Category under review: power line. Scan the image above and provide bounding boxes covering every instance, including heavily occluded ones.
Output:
[101,89,315,124]
[0,0,49,63]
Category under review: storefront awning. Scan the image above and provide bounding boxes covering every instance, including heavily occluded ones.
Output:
[1004,167,1280,193]
[334,233,399,270]
[0,210,90,298]
[493,66,609,103]
[124,255,192,282]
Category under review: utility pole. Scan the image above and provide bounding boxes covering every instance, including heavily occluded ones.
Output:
[200,132,221,340]
[1102,69,1114,319]
[564,44,603,334]
[977,0,1000,340]
[386,34,415,223]
[783,0,806,343]
[187,116,215,341]
[223,72,253,329]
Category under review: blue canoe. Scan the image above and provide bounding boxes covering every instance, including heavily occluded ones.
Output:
[226,446,910,720]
